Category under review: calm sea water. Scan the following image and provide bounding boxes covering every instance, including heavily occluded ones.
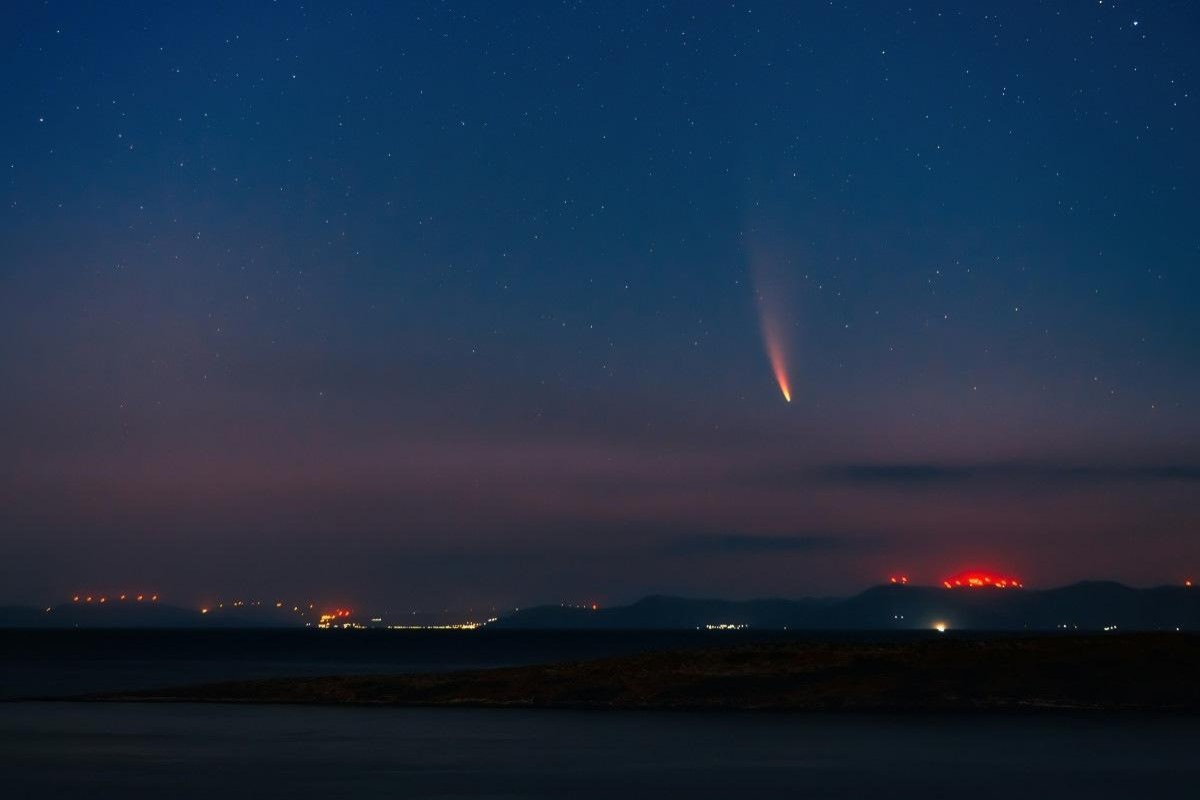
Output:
[2,631,1196,798]
[2,703,1197,799]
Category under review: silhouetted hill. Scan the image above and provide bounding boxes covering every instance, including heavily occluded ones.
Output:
[498,595,833,630]
[0,606,50,628]
[493,583,1200,631]
[6,582,1198,630]
[0,602,304,628]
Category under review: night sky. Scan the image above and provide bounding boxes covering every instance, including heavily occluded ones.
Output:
[3,2,1198,611]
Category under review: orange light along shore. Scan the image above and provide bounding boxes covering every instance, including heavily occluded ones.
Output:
[317,608,354,629]
[942,571,1022,589]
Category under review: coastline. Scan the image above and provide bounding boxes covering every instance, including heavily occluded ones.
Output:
[67,633,1200,713]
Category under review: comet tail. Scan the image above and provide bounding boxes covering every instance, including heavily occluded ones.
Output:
[760,313,792,402]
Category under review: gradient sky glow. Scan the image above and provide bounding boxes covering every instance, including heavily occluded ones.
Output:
[2,1,1198,610]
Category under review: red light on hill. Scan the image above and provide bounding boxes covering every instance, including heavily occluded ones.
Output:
[889,575,909,585]
[942,571,1022,589]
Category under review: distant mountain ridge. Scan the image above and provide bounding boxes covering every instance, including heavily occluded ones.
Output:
[3,582,1197,630]
[492,582,1200,632]
[0,602,301,629]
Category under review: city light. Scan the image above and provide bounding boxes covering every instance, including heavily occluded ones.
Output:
[317,609,354,629]
[385,621,492,630]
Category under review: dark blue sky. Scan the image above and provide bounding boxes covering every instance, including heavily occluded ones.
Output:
[2,1,1197,610]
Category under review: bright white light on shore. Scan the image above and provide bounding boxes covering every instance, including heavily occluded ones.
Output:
[934,622,947,633]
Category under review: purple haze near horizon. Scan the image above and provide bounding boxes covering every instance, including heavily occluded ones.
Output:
[2,2,1198,610]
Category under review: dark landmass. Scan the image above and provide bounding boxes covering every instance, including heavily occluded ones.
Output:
[495,582,1200,631]
[4,581,1198,630]
[86,634,1200,712]
[0,602,303,629]
[0,606,50,627]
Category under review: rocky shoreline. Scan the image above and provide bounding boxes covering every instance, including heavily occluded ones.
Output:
[79,634,1200,713]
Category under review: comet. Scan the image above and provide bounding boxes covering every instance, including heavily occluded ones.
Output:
[750,253,795,403]
[759,310,792,402]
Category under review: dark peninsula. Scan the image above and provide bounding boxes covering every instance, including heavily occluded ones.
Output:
[88,634,1200,713]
